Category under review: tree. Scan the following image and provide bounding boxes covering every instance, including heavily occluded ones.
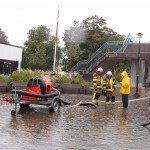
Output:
[0,28,9,43]
[80,15,124,55]
[113,60,131,82]
[22,25,61,71]
[63,21,85,68]
[63,15,125,69]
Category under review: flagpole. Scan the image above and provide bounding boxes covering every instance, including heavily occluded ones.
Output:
[52,6,59,75]
[53,42,57,75]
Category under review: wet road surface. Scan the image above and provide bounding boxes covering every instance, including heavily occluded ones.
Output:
[0,93,150,150]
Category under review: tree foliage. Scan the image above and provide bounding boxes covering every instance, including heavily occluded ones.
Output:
[22,25,61,71]
[113,60,131,81]
[0,28,9,43]
[63,15,125,69]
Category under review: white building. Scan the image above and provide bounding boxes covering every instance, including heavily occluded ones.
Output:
[0,42,22,75]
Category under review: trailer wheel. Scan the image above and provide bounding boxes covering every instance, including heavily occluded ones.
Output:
[49,99,60,112]
[11,110,16,116]
[20,104,30,109]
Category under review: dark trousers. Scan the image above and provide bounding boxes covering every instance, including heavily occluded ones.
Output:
[92,93,101,104]
[106,96,115,103]
[122,94,128,108]
[94,93,101,100]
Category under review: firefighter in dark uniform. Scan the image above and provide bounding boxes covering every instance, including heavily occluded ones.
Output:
[103,71,116,104]
[92,67,103,105]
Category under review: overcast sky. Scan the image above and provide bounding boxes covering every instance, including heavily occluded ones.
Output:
[0,0,150,46]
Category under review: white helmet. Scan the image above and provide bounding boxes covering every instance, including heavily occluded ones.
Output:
[106,71,112,76]
[97,67,103,72]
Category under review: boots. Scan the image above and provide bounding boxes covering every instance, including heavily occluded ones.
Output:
[105,97,110,104]
[111,96,115,105]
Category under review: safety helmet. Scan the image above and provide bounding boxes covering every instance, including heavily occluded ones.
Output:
[106,71,112,76]
[97,67,103,72]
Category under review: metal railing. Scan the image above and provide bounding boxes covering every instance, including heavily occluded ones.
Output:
[71,34,135,73]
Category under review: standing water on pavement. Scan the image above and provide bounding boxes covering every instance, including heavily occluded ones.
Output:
[0,94,150,150]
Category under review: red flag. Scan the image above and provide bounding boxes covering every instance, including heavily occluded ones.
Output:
[55,7,59,43]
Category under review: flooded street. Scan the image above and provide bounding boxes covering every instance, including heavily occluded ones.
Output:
[0,93,150,150]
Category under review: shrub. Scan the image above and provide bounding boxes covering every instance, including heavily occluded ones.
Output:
[52,73,90,85]
[10,69,40,82]
[0,69,92,85]
[0,75,10,82]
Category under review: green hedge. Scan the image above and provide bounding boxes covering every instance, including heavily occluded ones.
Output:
[0,69,92,85]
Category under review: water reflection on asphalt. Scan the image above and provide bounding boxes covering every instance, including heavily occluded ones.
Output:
[0,94,150,150]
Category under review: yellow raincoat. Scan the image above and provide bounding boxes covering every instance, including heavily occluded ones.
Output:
[120,70,130,94]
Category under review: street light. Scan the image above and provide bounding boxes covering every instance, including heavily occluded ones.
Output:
[134,32,143,98]
[63,55,68,71]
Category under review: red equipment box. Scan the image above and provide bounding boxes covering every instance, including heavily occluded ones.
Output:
[21,84,41,101]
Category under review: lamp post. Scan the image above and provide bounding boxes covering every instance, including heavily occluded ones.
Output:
[63,55,68,71]
[134,32,143,98]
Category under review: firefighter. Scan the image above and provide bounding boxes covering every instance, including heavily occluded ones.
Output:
[92,67,103,105]
[104,71,116,104]
[102,73,107,97]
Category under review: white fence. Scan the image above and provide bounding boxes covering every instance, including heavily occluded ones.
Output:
[57,71,78,78]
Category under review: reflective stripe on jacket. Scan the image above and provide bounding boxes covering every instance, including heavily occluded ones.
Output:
[102,77,106,90]
[105,78,116,92]
[93,73,103,89]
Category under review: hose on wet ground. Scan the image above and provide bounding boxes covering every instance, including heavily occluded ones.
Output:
[60,99,97,108]
[141,122,150,127]
[60,99,71,105]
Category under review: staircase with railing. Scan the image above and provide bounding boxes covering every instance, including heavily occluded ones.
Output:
[71,34,136,74]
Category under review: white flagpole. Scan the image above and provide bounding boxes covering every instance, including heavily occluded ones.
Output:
[53,42,57,74]
[52,6,59,75]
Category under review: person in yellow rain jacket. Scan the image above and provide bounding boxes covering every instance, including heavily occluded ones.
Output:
[92,67,103,105]
[103,71,116,104]
[120,70,130,109]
